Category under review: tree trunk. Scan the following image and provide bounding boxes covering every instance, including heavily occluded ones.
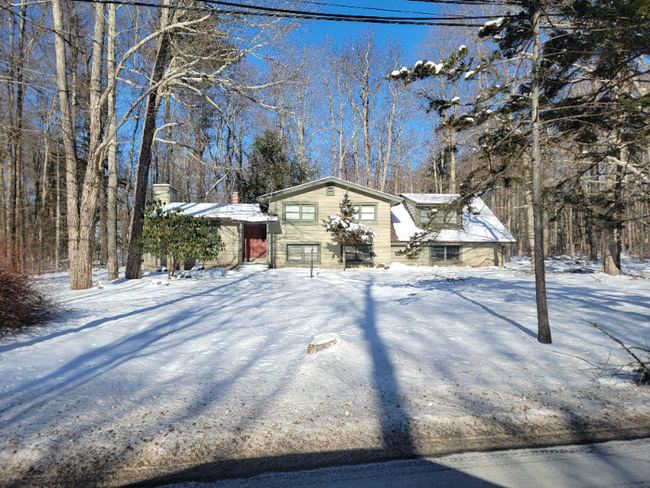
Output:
[0,145,6,251]
[526,187,535,270]
[504,193,512,262]
[55,149,61,269]
[531,0,552,344]
[52,0,82,284]
[568,207,574,257]
[164,93,173,185]
[52,0,106,289]
[125,2,174,279]
[639,220,645,264]
[107,3,119,280]
[587,213,599,261]
[601,229,621,275]
[77,3,106,287]
[99,171,108,264]
[362,54,372,188]
[601,151,623,276]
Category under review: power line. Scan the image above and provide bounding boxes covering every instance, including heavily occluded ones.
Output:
[400,0,521,5]
[68,0,489,26]
[202,0,505,21]
[247,0,508,19]
[280,0,451,17]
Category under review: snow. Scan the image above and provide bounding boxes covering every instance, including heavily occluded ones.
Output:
[464,70,475,79]
[162,202,277,223]
[310,333,341,347]
[423,61,444,73]
[401,193,459,204]
[484,17,505,28]
[327,214,377,241]
[390,204,422,242]
[391,199,515,243]
[2,258,650,485]
[451,96,460,103]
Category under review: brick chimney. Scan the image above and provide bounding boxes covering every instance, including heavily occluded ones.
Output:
[231,192,239,204]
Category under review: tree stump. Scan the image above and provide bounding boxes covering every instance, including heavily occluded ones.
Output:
[307,333,340,354]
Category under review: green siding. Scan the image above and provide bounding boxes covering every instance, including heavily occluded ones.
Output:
[282,201,319,226]
[268,182,394,268]
[285,243,321,265]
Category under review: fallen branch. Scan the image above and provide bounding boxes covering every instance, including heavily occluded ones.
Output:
[588,321,650,383]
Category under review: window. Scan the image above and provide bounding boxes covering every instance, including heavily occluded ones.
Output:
[344,244,374,264]
[435,211,460,225]
[283,202,318,225]
[418,206,461,226]
[351,202,378,224]
[326,185,335,196]
[430,245,462,264]
[286,243,321,264]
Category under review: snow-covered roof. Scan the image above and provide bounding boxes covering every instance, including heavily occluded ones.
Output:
[400,193,460,204]
[162,202,278,223]
[258,176,402,204]
[391,197,516,243]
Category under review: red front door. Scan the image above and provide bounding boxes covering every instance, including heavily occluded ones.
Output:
[244,224,266,260]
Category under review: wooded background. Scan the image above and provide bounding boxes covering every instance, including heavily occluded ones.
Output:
[1,0,648,289]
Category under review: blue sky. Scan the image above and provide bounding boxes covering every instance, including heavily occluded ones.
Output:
[287,0,441,54]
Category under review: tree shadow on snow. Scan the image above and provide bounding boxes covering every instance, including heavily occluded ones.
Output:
[359,280,415,454]
[117,279,502,487]
[0,273,255,355]
[446,288,538,340]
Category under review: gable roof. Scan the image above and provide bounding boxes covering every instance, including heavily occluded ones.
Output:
[257,176,402,204]
[391,196,516,244]
[161,202,278,223]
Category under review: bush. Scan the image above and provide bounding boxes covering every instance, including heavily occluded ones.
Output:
[0,251,60,334]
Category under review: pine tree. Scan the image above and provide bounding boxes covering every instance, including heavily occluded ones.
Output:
[238,130,306,203]
[324,192,376,271]
[391,0,650,343]
[139,202,224,279]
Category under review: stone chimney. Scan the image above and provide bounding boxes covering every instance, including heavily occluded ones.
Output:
[152,183,178,205]
[231,192,239,204]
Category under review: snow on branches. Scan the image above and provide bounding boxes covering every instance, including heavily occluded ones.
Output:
[324,192,376,270]
[388,45,470,84]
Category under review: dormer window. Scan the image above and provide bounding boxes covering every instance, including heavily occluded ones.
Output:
[417,206,461,226]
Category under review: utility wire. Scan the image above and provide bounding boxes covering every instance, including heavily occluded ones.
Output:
[253,0,508,18]
[69,0,489,26]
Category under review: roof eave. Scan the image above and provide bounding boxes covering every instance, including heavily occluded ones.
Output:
[258,176,402,205]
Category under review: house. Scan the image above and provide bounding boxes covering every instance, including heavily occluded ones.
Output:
[391,194,516,267]
[143,177,515,271]
[144,183,278,270]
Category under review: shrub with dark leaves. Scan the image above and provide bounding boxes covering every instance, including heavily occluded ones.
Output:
[0,252,60,334]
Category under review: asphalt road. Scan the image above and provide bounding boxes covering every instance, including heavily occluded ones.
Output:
[162,438,650,488]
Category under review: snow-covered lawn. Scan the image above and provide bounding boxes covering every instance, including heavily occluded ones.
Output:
[2,257,650,486]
